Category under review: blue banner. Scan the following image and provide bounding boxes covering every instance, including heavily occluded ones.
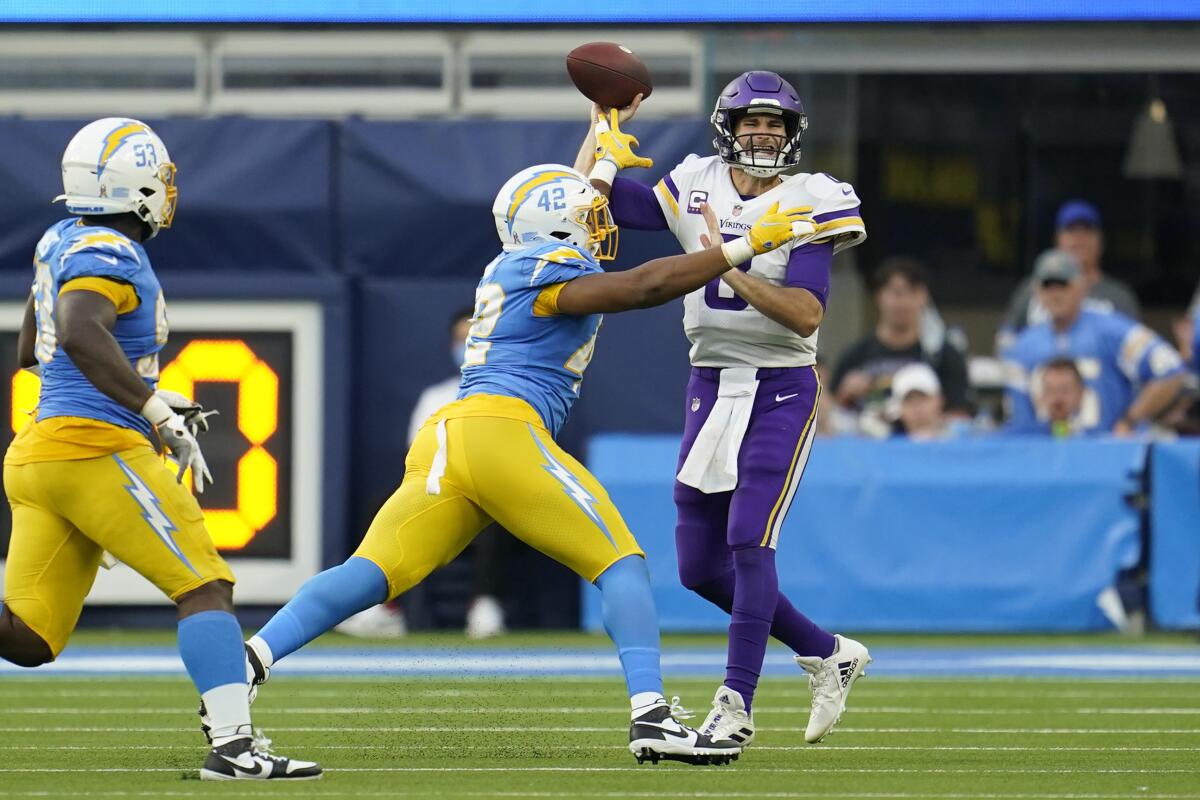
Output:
[585,436,1145,632]
[5,0,1198,22]
[1149,440,1200,629]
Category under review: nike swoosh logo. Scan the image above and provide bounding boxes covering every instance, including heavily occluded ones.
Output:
[94,254,118,265]
[841,187,853,196]
[776,393,799,402]
[221,756,265,776]
[659,727,696,742]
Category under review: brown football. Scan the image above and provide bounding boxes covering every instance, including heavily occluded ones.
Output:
[566,42,653,109]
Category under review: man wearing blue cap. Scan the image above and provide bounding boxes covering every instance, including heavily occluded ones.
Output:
[997,200,1139,352]
[1003,249,1184,436]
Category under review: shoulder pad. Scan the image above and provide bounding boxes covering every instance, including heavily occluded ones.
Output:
[672,153,717,176]
[64,230,139,260]
[529,243,595,266]
[802,173,859,203]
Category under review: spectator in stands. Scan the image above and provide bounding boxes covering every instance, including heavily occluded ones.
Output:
[1037,357,1088,438]
[888,362,951,441]
[997,200,1139,352]
[337,307,510,639]
[1003,250,1185,436]
[832,257,971,437]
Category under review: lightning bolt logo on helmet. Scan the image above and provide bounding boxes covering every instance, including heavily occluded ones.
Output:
[96,120,151,178]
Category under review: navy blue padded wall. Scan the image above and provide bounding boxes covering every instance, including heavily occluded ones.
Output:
[0,118,336,275]
[338,118,711,278]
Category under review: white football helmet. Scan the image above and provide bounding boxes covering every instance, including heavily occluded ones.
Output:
[54,118,178,239]
[492,164,617,261]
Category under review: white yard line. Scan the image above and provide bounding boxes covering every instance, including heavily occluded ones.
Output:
[8,705,1200,715]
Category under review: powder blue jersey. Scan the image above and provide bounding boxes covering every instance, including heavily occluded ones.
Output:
[457,241,603,436]
[1003,309,1183,434]
[32,219,167,439]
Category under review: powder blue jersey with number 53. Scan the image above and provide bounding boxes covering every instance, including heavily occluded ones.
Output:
[457,241,603,437]
[31,218,168,439]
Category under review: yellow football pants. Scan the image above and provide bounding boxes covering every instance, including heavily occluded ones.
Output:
[355,414,643,600]
[3,445,234,656]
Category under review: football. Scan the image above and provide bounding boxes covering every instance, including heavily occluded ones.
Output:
[566,42,653,109]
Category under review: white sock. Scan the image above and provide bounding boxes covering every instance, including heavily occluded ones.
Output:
[202,682,252,747]
[630,691,666,719]
[247,635,274,671]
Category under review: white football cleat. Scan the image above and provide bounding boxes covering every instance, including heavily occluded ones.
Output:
[699,686,755,748]
[334,604,408,638]
[629,702,741,766]
[465,595,506,639]
[796,634,871,743]
[199,734,322,781]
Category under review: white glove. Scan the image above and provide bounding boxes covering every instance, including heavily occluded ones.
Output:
[141,394,213,494]
[153,389,219,435]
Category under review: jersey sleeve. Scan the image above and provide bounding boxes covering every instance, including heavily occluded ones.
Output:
[610,177,669,232]
[59,276,140,314]
[783,241,833,308]
[58,232,142,285]
[647,154,706,238]
[805,173,866,254]
[1110,316,1185,385]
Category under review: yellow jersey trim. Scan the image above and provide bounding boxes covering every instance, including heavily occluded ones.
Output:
[533,282,568,317]
[813,216,865,239]
[655,179,680,217]
[59,276,139,315]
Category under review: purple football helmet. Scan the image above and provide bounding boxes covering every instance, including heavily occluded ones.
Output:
[711,71,808,178]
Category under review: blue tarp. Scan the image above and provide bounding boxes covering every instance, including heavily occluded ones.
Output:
[586,436,1145,632]
[1149,440,1200,629]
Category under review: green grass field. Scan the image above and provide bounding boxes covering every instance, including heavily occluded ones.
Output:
[1,633,1198,799]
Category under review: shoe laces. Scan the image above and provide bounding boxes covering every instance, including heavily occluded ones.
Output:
[809,662,842,708]
[251,728,281,760]
[669,695,694,720]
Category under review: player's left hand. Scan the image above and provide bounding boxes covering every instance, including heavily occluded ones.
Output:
[594,108,653,172]
[154,389,219,436]
[141,394,214,494]
[747,201,815,254]
[157,415,214,494]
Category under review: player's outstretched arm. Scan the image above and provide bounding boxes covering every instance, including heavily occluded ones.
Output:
[556,202,812,316]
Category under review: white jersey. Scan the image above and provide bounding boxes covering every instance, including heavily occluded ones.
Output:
[650,155,866,368]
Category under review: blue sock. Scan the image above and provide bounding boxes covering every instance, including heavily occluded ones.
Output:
[595,555,664,698]
[177,610,246,694]
[255,557,389,664]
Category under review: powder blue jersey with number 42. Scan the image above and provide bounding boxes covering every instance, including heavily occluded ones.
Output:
[457,241,603,437]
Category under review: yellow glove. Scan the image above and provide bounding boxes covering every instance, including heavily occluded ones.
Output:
[590,109,652,184]
[720,202,816,266]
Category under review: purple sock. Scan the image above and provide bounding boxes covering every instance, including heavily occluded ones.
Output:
[724,547,779,711]
[691,573,836,660]
[773,595,837,659]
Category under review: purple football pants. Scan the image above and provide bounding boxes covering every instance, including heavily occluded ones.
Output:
[674,366,836,710]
